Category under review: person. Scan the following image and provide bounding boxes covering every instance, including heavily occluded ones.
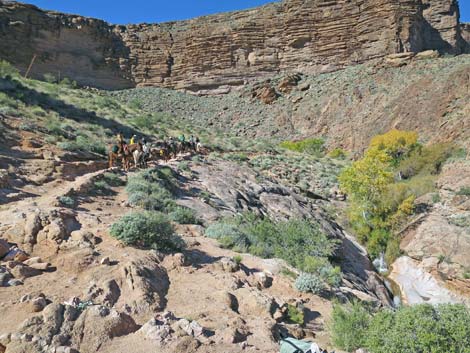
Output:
[116,132,126,153]
[130,134,137,145]
[178,134,186,143]
[189,135,196,151]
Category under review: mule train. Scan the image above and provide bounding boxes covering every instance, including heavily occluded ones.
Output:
[108,139,204,171]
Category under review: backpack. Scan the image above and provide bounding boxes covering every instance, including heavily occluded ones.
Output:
[280,338,323,353]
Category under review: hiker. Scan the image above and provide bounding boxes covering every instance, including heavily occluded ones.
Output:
[178,134,186,143]
[189,135,196,152]
[130,134,137,145]
[116,132,127,153]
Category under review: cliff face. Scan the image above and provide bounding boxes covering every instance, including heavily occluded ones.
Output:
[0,0,467,90]
[462,23,470,51]
[0,2,133,89]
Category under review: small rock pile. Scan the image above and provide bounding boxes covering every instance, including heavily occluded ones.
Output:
[0,238,52,287]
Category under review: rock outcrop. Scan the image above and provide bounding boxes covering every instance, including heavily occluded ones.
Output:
[0,0,468,90]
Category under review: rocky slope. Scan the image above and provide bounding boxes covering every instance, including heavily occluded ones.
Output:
[0,0,468,90]
[113,54,470,152]
[0,106,394,353]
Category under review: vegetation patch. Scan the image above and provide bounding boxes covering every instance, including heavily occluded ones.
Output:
[331,302,470,353]
[339,130,458,261]
[279,138,325,156]
[110,212,184,251]
[205,212,341,291]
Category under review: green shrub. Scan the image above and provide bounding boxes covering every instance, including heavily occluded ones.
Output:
[205,223,249,251]
[331,301,371,351]
[365,304,470,353]
[330,303,470,353]
[329,148,347,159]
[58,135,107,155]
[280,138,325,156]
[103,172,124,187]
[110,212,184,251]
[224,153,249,163]
[126,170,176,212]
[59,77,77,88]
[177,161,190,171]
[205,213,339,288]
[398,143,456,179]
[287,304,305,325]
[168,206,199,224]
[294,273,325,294]
[0,60,19,78]
[233,255,243,265]
[58,196,75,208]
[457,186,470,196]
[43,73,57,83]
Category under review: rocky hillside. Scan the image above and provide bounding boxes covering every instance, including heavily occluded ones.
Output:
[0,0,468,90]
[0,70,399,353]
[113,53,470,152]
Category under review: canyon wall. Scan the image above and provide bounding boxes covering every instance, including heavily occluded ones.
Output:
[0,0,467,90]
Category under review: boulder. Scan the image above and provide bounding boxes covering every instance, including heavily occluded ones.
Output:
[9,263,42,279]
[415,50,439,60]
[0,238,9,259]
[71,306,139,352]
[31,297,47,313]
[172,336,200,353]
[162,253,186,270]
[2,248,29,262]
[0,269,12,287]
[219,257,239,273]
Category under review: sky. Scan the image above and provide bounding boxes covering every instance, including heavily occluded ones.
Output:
[15,1,470,24]
[19,0,280,24]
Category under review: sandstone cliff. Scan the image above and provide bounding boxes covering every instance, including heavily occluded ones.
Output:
[0,0,468,90]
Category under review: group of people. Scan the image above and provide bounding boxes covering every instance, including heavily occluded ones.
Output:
[110,132,202,170]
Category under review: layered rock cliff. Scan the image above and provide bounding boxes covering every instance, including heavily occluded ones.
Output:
[0,0,468,90]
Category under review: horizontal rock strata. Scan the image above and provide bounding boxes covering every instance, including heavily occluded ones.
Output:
[0,0,468,90]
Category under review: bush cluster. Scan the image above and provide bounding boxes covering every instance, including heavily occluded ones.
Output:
[205,212,341,291]
[279,138,325,156]
[125,168,199,224]
[339,130,457,260]
[331,302,470,353]
[110,211,184,251]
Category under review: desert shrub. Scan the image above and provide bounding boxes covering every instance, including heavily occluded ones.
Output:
[280,138,324,156]
[43,73,57,83]
[233,255,243,265]
[330,303,470,353]
[177,161,190,171]
[205,223,249,251]
[58,196,75,208]
[329,148,347,159]
[0,60,19,79]
[59,77,77,88]
[331,301,371,351]
[457,186,470,196]
[205,213,339,287]
[168,206,199,225]
[294,273,325,294]
[398,143,456,179]
[58,135,107,156]
[365,304,470,353]
[287,304,305,325]
[110,212,184,251]
[126,169,176,212]
[103,172,124,187]
[224,153,249,163]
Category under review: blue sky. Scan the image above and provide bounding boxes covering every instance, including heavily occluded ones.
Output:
[20,0,280,24]
[18,0,470,24]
